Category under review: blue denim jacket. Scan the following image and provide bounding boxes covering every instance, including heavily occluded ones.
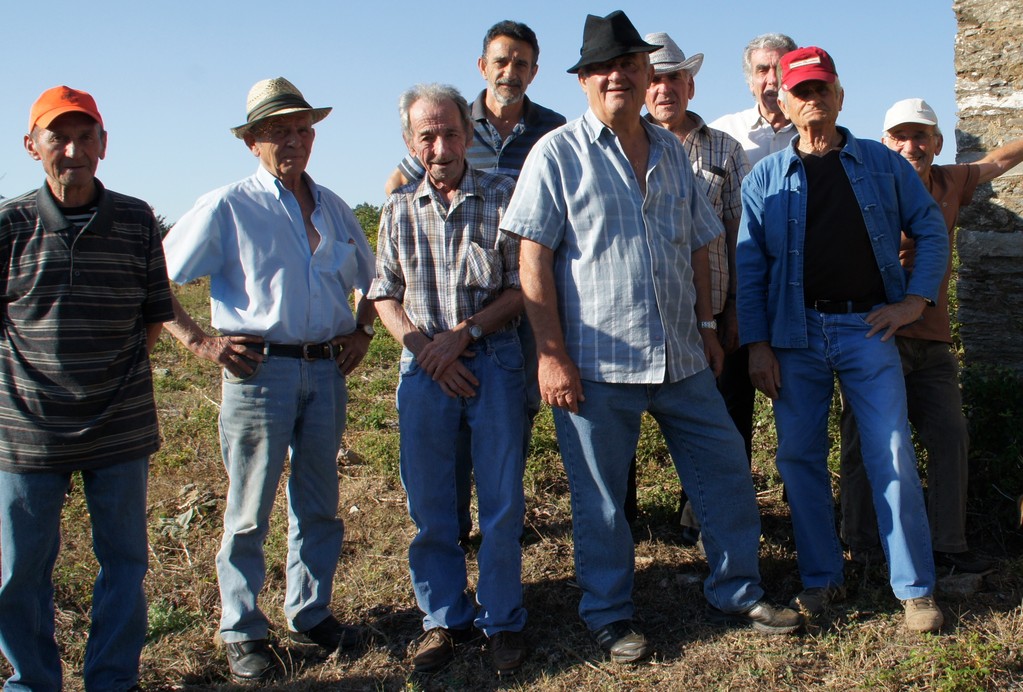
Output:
[736,127,947,348]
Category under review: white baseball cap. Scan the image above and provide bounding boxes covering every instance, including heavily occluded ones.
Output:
[883,98,939,132]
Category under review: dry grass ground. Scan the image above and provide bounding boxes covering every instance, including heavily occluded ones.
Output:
[10,278,1023,691]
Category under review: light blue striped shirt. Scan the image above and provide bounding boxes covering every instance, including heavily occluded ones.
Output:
[501,109,724,384]
[164,165,375,344]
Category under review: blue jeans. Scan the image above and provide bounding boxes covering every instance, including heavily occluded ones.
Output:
[453,317,539,539]
[840,337,970,553]
[552,369,765,630]
[397,332,526,636]
[773,309,935,600]
[0,458,149,692]
[217,356,347,642]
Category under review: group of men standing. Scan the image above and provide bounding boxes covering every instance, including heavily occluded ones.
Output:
[2,8,1019,690]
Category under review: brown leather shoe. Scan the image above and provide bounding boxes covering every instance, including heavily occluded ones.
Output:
[411,628,461,673]
[489,630,527,675]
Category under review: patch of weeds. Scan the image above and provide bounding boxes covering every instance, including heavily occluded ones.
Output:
[147,598,202,641]
[353,430,401,478]
[867,632,1000,690]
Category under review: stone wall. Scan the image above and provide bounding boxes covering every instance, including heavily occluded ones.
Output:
[954,0,1023,371]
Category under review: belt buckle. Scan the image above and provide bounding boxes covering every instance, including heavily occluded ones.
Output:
[302,342,330,360]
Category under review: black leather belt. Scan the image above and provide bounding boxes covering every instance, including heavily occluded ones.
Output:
[806,299,876,314]
[265,342,339,360]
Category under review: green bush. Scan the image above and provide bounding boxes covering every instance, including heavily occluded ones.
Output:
[962,364,1023,511]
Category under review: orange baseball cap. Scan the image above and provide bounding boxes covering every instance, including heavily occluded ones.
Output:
[29,86,103,132]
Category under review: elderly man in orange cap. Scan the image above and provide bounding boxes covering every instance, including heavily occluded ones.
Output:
[163,77,376,683]
[0,86,174,691]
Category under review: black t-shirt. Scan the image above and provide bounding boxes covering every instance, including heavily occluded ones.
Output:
[801,148,886,305]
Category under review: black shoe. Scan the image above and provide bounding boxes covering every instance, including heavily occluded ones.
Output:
[678,525,701,548]
[707,600,803,634]
[592,620,652,663]
[849,545,886,566]
[933,549,994,573]
[290,614,362,653]
[489,630,528,675]
[225,639,276,683]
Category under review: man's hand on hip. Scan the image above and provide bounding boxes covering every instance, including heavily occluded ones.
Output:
[865,295,927,341]
[197,334,264,378]
[333,331,372,376]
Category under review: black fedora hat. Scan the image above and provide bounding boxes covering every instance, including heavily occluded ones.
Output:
[567,10,661,74]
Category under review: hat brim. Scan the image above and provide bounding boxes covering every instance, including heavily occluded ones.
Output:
[231,106,332,138]
[782,69,836,91]
[652,53,704,77]
[34,106,103,131]
[567,43,660,74]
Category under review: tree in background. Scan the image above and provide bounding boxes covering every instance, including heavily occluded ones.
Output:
[353,203,381,252]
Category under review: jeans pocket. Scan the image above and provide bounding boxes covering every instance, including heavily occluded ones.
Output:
[223,359,263,384]
[489,338,524,372]
[399,350,422,377]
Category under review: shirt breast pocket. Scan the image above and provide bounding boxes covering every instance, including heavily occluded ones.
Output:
[322,238,358,287]
[463,242,502,291]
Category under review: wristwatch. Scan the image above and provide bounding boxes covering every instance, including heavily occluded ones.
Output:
[356,323,375,337]
[698,319,718,330]
[468,323,484,342]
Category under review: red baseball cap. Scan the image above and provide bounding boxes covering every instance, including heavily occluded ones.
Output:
[780,47,837,91]
[29,86,103,132]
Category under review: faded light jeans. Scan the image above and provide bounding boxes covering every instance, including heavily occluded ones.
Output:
[216,356,347,643]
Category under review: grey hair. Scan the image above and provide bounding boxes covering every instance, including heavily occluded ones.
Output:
[743,33,797,85]
[398,83,473,142]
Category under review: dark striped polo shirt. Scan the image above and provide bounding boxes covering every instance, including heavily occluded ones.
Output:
[0,181,174,472]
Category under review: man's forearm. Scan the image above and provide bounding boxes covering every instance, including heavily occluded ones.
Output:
[373,298,430,355]
[463,288,522,337]
[163,292,211,353]
[519,240,568,359]
[691,244,715,322]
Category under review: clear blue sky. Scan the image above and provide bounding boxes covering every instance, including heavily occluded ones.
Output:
[3,1,957,222]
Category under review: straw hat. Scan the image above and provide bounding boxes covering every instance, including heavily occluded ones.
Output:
[231,77,331,138]
[645,32,704,77]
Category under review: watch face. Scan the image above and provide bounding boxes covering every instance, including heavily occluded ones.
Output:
[470,324,484,340]
[360,324,375,337]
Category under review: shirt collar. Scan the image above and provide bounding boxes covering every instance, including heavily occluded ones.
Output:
[411,164,483,204]
[254,164,320,204]
[748,105,795,134]
[472,89,536,127]
[36,178,111,237]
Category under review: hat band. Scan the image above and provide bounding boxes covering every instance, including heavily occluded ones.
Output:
[246,94,313,124]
